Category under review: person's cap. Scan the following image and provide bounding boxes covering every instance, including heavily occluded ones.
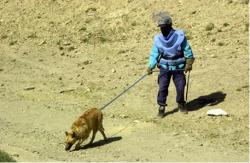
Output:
[157,15,172,27]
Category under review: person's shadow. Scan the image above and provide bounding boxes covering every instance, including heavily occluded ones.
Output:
[71,136,122,152]
[186,91,226,111]
[164,91,226,116]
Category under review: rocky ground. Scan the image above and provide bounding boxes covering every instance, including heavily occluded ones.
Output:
[0,0,249,161]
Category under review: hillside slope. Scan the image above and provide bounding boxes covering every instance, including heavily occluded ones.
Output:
[0,0,249,161]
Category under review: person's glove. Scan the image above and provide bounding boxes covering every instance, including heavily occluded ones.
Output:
[147,67,153,75]
[185,58,195,73]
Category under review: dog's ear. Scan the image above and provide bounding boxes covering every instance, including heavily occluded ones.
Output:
[72,131,76,138]
[65,131,68,136]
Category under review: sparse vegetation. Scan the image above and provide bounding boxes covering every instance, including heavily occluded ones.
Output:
[223,23,230,27]
[205,23,215,31]
[245,23,249,31]
[218,42,224,46]
[0,0,248,162]
[0,150,16,162]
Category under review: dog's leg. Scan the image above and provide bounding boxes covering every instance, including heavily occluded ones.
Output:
[88,129,97,145]
[99,124,107,140]
[75,139,83,150]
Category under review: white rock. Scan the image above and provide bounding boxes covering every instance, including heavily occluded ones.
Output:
[207,108,228,116]
[133,120,140,123]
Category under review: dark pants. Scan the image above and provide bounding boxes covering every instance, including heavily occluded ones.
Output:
[157,69,186,106]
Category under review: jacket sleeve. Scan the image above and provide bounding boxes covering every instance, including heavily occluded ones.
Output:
[181,37,194,58]
[148,44,159,69]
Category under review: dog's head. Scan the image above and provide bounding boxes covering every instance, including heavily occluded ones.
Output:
[65,131,77,151]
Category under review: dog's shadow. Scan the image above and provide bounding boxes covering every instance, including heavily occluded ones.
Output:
[72,136,122,151]
[163,91,227,117]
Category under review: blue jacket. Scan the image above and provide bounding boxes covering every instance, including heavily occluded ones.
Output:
[148,29,194,70]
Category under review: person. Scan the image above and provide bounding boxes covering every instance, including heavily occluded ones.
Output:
[147,14,195,118]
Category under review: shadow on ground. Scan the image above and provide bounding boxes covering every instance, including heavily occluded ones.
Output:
[186,91,227,111]
[163,91,227,117]
[77,136,122,151]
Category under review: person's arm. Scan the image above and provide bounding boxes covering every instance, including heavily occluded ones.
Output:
[181,37,194,58]
[181,37,195,72]
[148,44,159,69]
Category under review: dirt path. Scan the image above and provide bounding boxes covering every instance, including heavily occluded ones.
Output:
[0,0,248,162]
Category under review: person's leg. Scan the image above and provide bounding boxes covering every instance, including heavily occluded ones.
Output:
[172,71,187,113]
[157,69,172,117]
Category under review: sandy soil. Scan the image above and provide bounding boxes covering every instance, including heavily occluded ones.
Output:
[0,0,249,161]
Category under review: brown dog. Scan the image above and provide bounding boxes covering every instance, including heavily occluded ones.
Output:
[65,108,107,151]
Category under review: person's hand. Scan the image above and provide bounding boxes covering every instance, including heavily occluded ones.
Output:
[147,67,153,75]
[185,64,192,73]
[185,58,195,73]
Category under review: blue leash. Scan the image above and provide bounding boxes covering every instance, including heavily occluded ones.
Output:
[100,73,148,110]
[100,69,186,110]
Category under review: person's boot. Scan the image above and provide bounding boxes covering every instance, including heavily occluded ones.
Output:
[178,103,188,114]
[158,105,165,118]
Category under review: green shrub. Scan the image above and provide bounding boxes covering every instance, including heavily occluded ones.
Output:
[218,42,224,46]
[205,23,215,31]
[0,150,16,162]
[223,23,230,27]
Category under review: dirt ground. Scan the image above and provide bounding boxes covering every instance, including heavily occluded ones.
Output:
[0,0,249,162]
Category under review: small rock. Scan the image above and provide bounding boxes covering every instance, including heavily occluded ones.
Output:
[173,132,179,136]
[236,88,241,91]
[210,54,217,58]
[9,40,17,46]
[1,34,8,39]
[60,52,65,56]
[205,23,215,31]
[24,86,35,90]
[63,42,71,46]
[199,143,203,146]
[218,42,224,46]
[120,114,129,118]
[86,88,91,92]
[207,108,228,116]
[59,89,74,93]
[67,46,75,51]
[27,33,37,38]
[32,150,40,154]
[83,60,92,65]
[109,114,115,118]
[12,153,19,157]
[133,120,140,123]
[111,69,116,73]
[38,40,46,46]
[191,10,197,14]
